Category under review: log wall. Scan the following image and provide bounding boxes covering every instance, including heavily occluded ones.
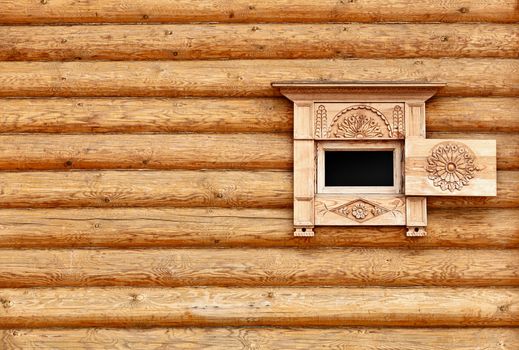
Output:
[0,1,517,348]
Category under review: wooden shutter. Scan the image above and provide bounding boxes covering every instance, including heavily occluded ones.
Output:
[405,139,496,196]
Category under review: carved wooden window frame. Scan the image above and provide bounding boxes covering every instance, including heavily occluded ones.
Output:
[272,82,496,238]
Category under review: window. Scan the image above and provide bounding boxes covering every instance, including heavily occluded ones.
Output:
[317,141,402,194]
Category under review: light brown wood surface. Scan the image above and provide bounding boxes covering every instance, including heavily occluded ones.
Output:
[0,170,516,208]
[0,208,517,249]
[0,287,517,327]
[0,248,517,287]
[0,170,292,208]
[428,132,519,170]
[0,133,292,170]
[405,139,496,196]
[1,23,517,61]
[0,59,517,97]
[0,132,513,170]
[427,97,519,133]
[428,170,518,209]
[1,0,517,24]
[0,0,516,343]
[1,97,516,134]
[2,327,518,350]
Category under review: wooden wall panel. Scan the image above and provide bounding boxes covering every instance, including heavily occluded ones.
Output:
[427,97,519,133]
[0,208,517,249]
[2,328,518,350]
[1,97,516,134]
[428,170,518,209]
[1,24,517,61]
[0,134,292,170]
[0,132,513,170]
[0,248,517,287]
[0,97,293,133]
[1,0,517,24]
[0,170,515,209]
[0,171,292,209]
[0,59,517,97]
[0,287,517,327]
[428,132,518,170]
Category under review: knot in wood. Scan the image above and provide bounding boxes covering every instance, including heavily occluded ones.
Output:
[130,294,145,302]
[1,298,13,308]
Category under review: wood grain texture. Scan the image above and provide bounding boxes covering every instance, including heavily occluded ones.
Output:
[0,287,517,327]
[0,59,517,97]
[0,133,292,170]
[2,327,518,350]
[0,248,517,287]
[428,170,518,209]
[1,0,517,24]
[427,97,519,133]
[0,208,517,249]
[0,97,293,133]
[0,170,516,209]
[0,97,515,134]
[2,23,517,61]
[0,132,512,171]
[405,139,496,196]
[428,132,519,170]
[0,170,292,209]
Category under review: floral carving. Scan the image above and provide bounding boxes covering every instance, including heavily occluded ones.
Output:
[328,105,392,138]
[426,142,480,192]
[392,105,404,138]
[334,114,383,138]
[315,105,327,137]
[328,199,390,223]
[351,203,368,219]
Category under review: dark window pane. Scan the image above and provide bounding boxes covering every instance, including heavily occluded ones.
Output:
[325,151,394,186]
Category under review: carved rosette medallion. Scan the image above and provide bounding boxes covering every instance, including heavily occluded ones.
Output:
[327,105,393,138]
[426,142,480,192]
[329,199,389,223]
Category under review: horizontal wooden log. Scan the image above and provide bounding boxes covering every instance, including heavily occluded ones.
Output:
[0,208,516,249]
[0,132,513,171]
[0,248,517,287]
[0,59,517,97]
[0,97,293,133]
[0,134,292,170]
[0,170,291,209]
[0,97,516,134]
[427,97,519,133]
[0,170,516,209]
[0,287,517,327]
[2,23,517,61]
[0,170,292,209]
[2,327,518,350]
[428,132,519,170]
[1,0,517,24]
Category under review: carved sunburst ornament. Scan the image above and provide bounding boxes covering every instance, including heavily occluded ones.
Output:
[425,142,480,192]
[335,114,383,138]
[327,105,393,138]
